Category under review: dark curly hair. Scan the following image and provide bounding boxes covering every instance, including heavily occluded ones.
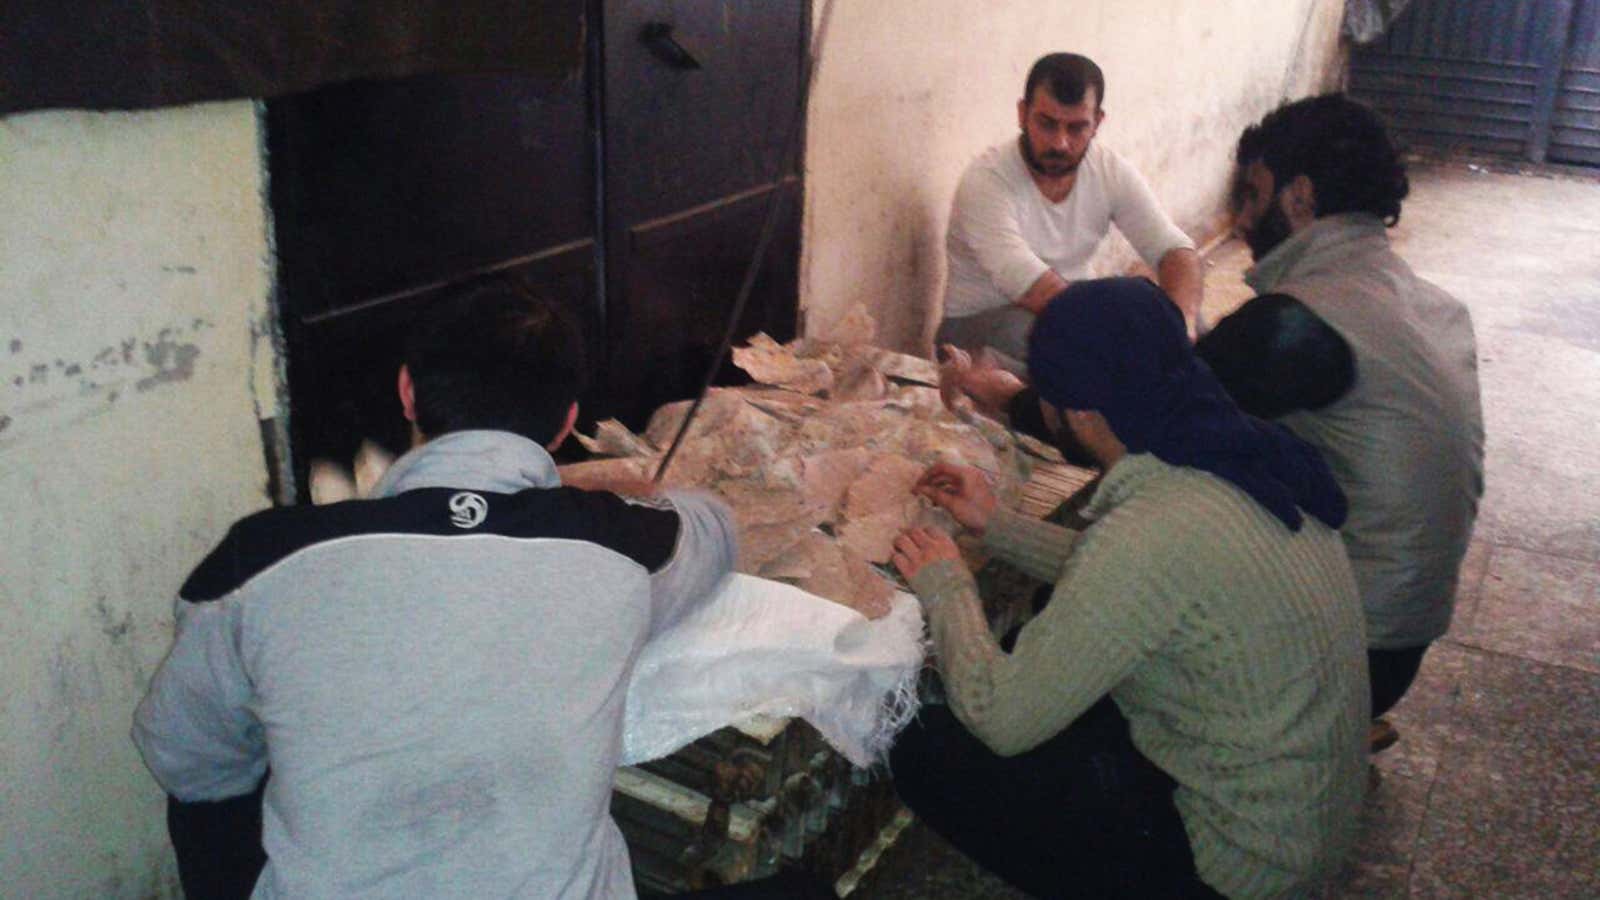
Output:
[1235,93,1409,226]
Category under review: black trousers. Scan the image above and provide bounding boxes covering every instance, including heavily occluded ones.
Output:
[168,783,266,900]
[1369,643,1430,718]
[889,698,1223,899]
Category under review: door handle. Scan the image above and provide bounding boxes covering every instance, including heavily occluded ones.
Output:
[640,23,702,70]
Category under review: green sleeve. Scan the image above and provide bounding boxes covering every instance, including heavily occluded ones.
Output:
[908,519,1183,757]
[981,507,1080,583]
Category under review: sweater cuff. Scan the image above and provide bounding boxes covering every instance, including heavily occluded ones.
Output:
[907,558,977,612]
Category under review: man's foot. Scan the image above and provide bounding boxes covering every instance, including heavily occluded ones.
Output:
[937,344,1028,419]
[1367,717,1400,754]
[936,344,976,415]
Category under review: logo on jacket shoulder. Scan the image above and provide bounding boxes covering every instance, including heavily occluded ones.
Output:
[448,492,489,529]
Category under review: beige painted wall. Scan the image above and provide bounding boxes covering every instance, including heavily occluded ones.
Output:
[801,0,1348,352]
[0,102,277,898]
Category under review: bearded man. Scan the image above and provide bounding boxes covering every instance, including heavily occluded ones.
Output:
[1198,94,1485,745]
[937,53,1203,370]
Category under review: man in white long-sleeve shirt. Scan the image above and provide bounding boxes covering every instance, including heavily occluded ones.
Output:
[939,53,1202,369]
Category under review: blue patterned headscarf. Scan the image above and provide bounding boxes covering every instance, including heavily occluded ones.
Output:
[1027,277,1346,531]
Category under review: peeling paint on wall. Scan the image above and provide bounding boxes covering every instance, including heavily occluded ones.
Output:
[94,594,156,695]
[43,637,101,745]
[0,319,216,442]
[94,594,134,643]
[134,329,202,392]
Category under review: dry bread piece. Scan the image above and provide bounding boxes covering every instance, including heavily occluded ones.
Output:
[574,419,656,458]
[900,420,1005,471]
[797,447,877,517]
[838,344,940,387]
[309,459,358,505]
[647,395,799,486]
[843,454,928,520]
[836,493,962,564]
[644,389,756,449]
[741,388,827,424]
[797,541,895,620]
[556,315,1043,621]
[831,358,889,402]
[353,440,396,497]
[883,385,947,417]
[794,400,916,456]
[836,500,923,564]
[665,445,731,490]
[309,440,397,505]
[756,529,836,581]
[741,520,823,574]
[714,404,796,478]
[731,333,834,395]
[717,481,832,531]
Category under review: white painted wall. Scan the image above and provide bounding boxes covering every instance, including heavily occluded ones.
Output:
[801,0,1348,352]
[0,102,277,898]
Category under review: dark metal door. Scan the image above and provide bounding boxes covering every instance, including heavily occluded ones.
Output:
[600,0,807,427]
[1350,0,1600,165]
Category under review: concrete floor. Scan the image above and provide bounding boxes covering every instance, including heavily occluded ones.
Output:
[852,161,1600,899]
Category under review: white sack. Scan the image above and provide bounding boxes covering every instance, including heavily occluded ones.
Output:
[621,573,925,768]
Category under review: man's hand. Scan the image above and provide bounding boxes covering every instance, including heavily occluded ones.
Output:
[938,345,1028,419]
[891,527,962,584]
[914,462,999,534]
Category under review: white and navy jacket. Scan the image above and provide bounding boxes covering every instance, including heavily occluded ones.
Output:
[133,430,736,899]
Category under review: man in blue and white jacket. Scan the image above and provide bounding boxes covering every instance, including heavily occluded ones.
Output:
[133,278,737,898]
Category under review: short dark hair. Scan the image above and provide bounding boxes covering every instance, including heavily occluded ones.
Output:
[1024,53,1105,109]
[403,276,586,445]
[1235,93,1409,226]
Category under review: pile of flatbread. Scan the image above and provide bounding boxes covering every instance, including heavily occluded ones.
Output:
[559,307,1042,619]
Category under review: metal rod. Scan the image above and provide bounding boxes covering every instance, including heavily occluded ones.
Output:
[653,0,838,484]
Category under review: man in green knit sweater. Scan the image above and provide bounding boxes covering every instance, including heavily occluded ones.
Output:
[890,278,1368,898]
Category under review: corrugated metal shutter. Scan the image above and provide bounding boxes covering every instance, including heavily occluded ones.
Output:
[1349,0,1600,166]
[1551,0,1600,164]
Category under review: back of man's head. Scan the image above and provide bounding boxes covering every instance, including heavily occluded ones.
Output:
[1236,93,1409,225]
[1024,53,1105,109]
[403,277,586,445]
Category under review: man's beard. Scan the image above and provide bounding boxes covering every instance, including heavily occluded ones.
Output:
[1245,195,1294,261]
[1053,420,1101,469]
[1019,132,1080,178]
